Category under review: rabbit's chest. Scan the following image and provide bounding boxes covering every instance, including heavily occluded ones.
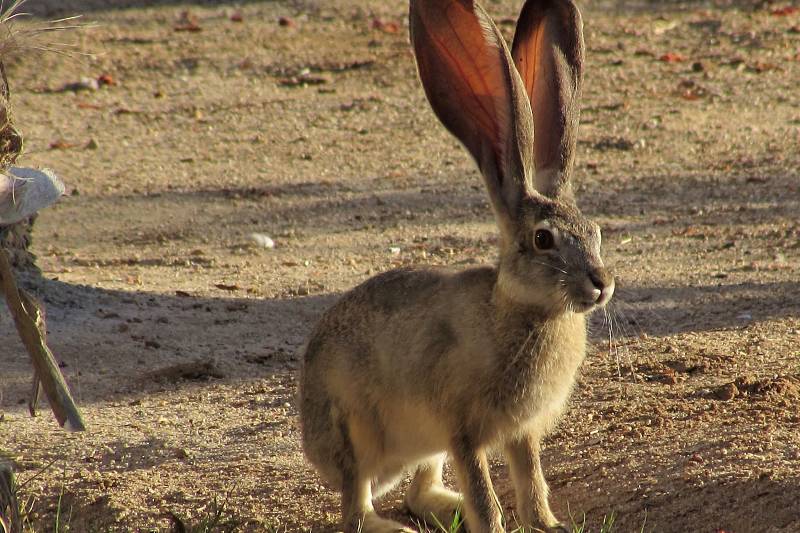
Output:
[496,314,587,424]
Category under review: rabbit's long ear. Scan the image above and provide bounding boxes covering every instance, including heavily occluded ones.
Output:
[410,0,535,237]
[512,0,584,200]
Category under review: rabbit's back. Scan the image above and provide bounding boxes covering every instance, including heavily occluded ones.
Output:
[301,266,498,403]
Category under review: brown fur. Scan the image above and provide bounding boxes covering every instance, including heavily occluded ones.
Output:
[299,1,613,532]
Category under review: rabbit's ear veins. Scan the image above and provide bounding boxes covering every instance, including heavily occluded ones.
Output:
[512,0,584,199]
[410,0,533,224]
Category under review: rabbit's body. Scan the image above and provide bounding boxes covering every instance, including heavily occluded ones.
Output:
[298,1,614,531]
[301,266,586,489]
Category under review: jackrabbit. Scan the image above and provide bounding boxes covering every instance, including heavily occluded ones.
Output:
[299,0,613,531]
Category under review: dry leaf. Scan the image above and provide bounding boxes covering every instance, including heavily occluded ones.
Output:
[659,52,686,63]
[279,73,329,87]
[748,61,779,73]
[771,6,799,16]
[174,11,202,32]
[49,140,77,150]
[97,73,116,86]
[372,18,399,33]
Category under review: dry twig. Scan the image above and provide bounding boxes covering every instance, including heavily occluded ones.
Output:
[0,247,85,431]
[0,0,87,59]
[0,457,20,533]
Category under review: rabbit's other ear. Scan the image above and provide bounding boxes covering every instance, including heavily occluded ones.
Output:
[410,0,535,238]
[512,0,584,200]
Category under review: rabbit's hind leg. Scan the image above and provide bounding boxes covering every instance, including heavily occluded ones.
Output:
[371,469,404,500]
[342,474,414,533]
[339,415,414,533]
[404,453,463,528]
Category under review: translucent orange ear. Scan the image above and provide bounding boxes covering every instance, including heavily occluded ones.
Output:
[512,0,584,199]
[410,0,534,235]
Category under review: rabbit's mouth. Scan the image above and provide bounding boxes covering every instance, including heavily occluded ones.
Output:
[568,275,615,313]
[571,300,598,313]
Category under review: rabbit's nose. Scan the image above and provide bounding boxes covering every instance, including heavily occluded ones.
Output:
[589,287,602,302]
[589,270,615,305]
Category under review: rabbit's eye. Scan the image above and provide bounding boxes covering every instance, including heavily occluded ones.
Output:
[534,229,555,251]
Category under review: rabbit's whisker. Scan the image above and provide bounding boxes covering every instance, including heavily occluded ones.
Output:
[603,308,623,378]
[531,260,568,275]
[604,303,641,380]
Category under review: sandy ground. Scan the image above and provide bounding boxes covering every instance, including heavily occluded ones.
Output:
[1,0,799,531]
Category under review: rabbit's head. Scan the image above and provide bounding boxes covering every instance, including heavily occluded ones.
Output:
[410,0,613,314]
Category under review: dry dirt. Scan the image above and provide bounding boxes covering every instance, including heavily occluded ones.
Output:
[1,0,799,531]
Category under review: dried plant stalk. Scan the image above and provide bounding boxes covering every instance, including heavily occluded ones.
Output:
[0,0,86,59]
[0,55,27,267]
[0,0,86,432]
[0,248,85,431]
[0,73,21,171]
[0,458,20,533]
[0,0,86,267]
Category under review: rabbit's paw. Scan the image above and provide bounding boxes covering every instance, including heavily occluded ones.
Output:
[360,512,415,533]
[546,522,571,533]
[405,484,463,526]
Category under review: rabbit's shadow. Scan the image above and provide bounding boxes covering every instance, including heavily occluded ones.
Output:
[0,274,334,406]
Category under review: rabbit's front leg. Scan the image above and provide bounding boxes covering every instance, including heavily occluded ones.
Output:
[504,433,568,532]
[450,436,504,533]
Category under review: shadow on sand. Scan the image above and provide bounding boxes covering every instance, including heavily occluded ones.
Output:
[3,265,798,407]
[0,273,335,408]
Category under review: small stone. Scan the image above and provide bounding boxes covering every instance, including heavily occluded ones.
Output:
[249,233,275,249]
[73,77,99,91]
[714,382,738,401]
